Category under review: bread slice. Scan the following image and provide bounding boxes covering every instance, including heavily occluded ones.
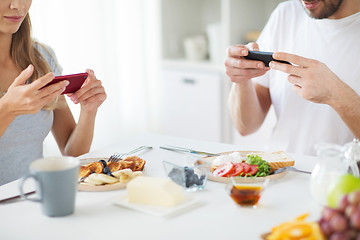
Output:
[255,151,294,171]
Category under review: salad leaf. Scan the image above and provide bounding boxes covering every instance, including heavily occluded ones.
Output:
[245,154,271,177]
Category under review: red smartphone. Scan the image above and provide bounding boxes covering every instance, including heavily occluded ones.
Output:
[44,72,88,94]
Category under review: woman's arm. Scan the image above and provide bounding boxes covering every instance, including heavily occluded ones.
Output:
[0,65,66,137]
[52,69,106,156]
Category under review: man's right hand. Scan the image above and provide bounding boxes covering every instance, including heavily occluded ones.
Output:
[224,42,269,83]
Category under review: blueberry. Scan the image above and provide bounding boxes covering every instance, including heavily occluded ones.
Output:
[103,167,111,174]
[184,167,194,176]
[186,173,199,187]
[99,160,107,168]
[103,167,115,177]
[168,168,182,177]
[168,168,185,186]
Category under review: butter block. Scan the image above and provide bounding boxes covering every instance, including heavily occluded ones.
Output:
[127,176,184,207]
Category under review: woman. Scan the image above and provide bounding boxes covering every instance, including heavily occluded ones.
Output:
[0,0,107,185]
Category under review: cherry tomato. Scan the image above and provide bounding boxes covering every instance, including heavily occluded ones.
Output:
[240,163,251,173]
[229,163,244,177]
[249,165,258,176]
[213,162,235,177]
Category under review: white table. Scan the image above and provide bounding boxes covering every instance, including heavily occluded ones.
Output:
[0,133,322,239]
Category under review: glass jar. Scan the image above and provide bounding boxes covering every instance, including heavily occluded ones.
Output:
[343,138,360,176]
[310,143,349,206]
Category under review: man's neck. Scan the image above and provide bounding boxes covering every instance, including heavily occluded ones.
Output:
[330,0,360,19]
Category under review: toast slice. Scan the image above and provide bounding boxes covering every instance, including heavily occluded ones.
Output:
[255,151,295,171]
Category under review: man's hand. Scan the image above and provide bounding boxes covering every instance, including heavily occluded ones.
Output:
[270,52,344,105]
[224,42,270,84]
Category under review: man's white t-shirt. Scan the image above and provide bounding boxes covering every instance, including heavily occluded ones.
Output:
[253,0,360,155]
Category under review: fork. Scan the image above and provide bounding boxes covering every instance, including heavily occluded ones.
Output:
[107,146,152,162]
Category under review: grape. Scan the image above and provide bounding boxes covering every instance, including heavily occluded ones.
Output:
[345,205,357,218]
[356,232,360,240]
[330,214,348,232]
[349,192,360,205]
[322,207,339,221]
[338,195,349,213]
[329,231,354,240]
[320,221,333,237]
[351,209,360,229]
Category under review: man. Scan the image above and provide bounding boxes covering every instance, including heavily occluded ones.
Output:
[225,0,360,155]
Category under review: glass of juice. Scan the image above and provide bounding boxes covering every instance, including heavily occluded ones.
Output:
[226,177,270,208]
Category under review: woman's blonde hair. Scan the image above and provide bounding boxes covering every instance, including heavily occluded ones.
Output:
[8,13,60,110]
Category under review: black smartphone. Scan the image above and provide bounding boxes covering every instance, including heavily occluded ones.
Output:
[244,50,291,67]
[44,72,88,94]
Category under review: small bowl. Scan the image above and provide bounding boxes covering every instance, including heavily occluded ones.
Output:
[163,159,210,192]
[226,177,269,208]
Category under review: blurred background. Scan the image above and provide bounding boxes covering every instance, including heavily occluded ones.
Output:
[29,0,287,156]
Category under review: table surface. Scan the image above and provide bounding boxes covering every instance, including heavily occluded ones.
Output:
[0,133,322,240]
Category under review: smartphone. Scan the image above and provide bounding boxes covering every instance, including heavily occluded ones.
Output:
[44,72,88,94]
[244,50,291,67]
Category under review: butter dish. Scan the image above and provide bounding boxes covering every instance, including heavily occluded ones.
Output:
[112,195,203,217]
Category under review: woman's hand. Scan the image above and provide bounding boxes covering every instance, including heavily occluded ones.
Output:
[224,42,270,84]
[66,69,106,113]
[2,64,68,116]
[270,52,345,105]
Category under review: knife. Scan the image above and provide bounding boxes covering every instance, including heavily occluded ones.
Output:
[159,145,219,157]
[0,190,35,204]
[274,166,311,174]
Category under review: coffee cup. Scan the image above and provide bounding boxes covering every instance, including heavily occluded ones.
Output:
[19,156,80,217]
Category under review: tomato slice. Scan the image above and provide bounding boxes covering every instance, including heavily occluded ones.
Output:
[213,162,235,177]
[229,163,244,177]
[240,163,251,173]
[249,165,258,176]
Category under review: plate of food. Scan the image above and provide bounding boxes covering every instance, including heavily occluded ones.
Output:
[200,150,295,183]
[78,156,146,191]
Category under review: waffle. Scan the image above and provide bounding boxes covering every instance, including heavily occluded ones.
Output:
[120,156,146,171]
[79,156,146,179]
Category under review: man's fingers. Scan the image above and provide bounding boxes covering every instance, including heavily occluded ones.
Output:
[225,56,266,69]
[246,42,260,51]
[12,65,34,87]
[269,60,304,76]
[287,74,302,86]
[227,45,249,57]
[273,52,312,67]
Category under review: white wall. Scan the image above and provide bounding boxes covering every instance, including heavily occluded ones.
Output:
[29,0,161,156]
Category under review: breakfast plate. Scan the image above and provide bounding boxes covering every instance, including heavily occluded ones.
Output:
[78,157,146,192]
[201,151,294,183]
[112,194,204,217]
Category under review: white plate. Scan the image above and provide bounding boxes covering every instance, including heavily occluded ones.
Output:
[112,195,203,217]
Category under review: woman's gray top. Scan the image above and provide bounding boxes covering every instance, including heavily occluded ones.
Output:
[0,43,62,185]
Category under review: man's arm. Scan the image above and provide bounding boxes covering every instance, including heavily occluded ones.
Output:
[228,82,271,135]
[225,43,271,135]
[271,52,360,138]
